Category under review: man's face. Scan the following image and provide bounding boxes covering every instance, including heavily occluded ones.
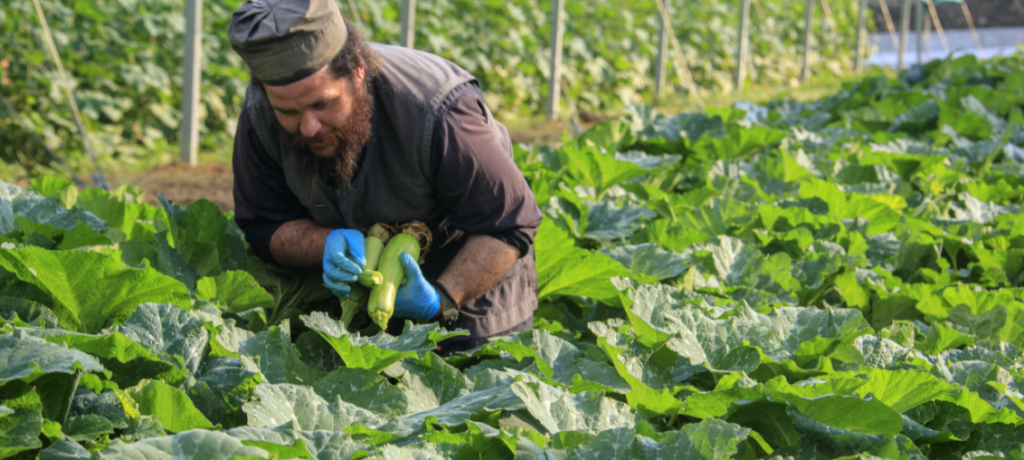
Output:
[263,65,374,192]
[264,66,367,157]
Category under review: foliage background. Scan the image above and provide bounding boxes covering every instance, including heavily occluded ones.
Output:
[0,0,866,177]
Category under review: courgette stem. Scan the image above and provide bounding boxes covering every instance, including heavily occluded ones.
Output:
[358,270,384,287]
[339,284,368,330]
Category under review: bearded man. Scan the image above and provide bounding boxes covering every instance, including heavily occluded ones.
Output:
[228,0,542,354]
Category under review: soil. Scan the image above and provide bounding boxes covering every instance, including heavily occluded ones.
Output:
[870,0,1024,31]
[110,163,235,212]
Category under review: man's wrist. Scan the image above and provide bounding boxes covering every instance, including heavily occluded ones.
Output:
[430,281,459,323]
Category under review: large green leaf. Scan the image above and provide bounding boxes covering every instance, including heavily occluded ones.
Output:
[0,247,190,333]
[397,353,473,413]
[510,381,634,434]
[76,187,166,243]
[556,145,648,194]
[238,327,323,386]
[113,302,210,374]
[121,232,199,292]
[159,195,246,278]
[195,270,275,314]
[299,312,460,373]
[0,382,44,458]
[563,419,750,460]
[127,380,213,433]
[600,243,687,282]
[29,328,186,388]
[312,367,408,417]
[0,180,106,236]
[0,330,105,384]
[73,429,270,459]
[227,426,368,460]
[242,384,383,431]
[535,220,629,306]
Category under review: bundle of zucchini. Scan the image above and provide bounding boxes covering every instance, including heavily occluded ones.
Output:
[338,221,432,331]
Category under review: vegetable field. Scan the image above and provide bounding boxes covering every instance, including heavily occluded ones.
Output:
[4,53,1024,459]
[0,0,865,176]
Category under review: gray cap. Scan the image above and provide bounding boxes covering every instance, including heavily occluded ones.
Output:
[229,0,348,86]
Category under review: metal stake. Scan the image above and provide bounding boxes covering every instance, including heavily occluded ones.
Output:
[547,0,565,120]
[180,0,202,167]
[399,0,416,48]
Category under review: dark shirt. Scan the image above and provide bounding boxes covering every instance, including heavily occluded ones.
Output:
[232,82,542,270]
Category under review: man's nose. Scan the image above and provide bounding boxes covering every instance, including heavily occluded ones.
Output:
[300,112,322,138]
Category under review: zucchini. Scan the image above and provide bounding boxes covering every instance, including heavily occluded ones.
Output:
[367,222,432,330]
[360,223,391,288]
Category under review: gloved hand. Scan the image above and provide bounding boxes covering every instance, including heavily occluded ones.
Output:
[322,229,366,299]
[394,252,440,320]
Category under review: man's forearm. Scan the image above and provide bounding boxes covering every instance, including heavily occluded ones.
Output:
[436,235,521,306]
[268,219,332,269]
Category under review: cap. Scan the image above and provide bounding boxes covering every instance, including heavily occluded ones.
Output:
[229,0,348,86]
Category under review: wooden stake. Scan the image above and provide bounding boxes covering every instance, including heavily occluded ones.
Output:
[961,1,985,57]
[878,1,901,49]
[751,0,765,19]
[736,0,752,91]
[31,0,108,185]
[801,0,815,82]
[855,0,868,72]
[925,0,949,54]
[346,0,364,29]
[654,3,669,102]
[819,0,841,55]
[654,0,706,109]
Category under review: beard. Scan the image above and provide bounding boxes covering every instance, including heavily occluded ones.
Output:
[285,81,374,197]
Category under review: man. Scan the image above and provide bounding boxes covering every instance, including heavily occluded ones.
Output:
[228,0,543,354]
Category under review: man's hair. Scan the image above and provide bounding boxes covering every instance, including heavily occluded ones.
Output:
[251,18,381,88]
[326,18,382,80]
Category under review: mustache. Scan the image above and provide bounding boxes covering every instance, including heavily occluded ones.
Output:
[289,128,346,151]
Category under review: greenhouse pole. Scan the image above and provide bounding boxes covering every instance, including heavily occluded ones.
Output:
[854,0,867,72]
[924,12,932,59]
[547,0,565,120]
[800,0,815,82]
[898,0,911,70]
[180,0,202,167]
[735,0,751,91]
[654,3,669,102]
[915,0,925,63]
[399,0,416,48]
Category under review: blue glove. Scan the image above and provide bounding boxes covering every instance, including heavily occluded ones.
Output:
[394,252,440,321]
[322,229,366,298]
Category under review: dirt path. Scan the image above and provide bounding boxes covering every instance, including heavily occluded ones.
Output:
[111,163,235,212]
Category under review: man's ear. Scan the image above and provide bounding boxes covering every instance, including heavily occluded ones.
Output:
[354,66,365,83]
